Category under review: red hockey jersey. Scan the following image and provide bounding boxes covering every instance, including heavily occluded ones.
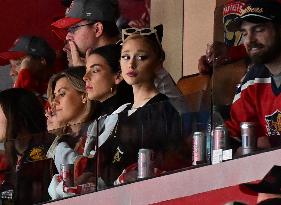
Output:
[226,64,281,142]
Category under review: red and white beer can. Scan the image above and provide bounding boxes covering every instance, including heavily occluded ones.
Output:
[213,125,228,150]
[61,164,74,187]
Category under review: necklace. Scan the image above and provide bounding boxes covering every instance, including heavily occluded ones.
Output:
[132,96,154,109]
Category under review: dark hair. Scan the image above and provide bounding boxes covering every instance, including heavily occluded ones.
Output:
[88,44,133,104]
[101,21,120,38]
[61,0,72,7]
[0,88,47,168]
[87,20,120,38]
[89,44,121,73]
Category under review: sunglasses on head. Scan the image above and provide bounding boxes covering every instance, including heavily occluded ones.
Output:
[121,27,162,45]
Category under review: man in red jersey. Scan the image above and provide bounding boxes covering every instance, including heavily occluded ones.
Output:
[225,0,281,149]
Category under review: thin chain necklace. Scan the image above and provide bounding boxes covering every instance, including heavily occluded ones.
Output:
[132,94,156,109]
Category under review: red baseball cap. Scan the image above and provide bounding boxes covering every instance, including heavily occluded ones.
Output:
[51,0,119,40]
[0,37,27,66]
[0,36,55,67]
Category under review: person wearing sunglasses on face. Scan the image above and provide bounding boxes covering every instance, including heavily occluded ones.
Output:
[51,0,120,67]
[51,0,185,111]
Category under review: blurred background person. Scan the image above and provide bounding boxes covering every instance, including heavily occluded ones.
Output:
[117,0,151,30]
[0,88,52,169]
[0,88,55,204]
[0,36,56,104]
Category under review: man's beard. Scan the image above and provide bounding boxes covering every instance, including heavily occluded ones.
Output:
[249,34,281,64]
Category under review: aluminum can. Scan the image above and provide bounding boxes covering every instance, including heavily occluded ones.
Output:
[240,122,257,154]
[61,164,74,187]
[192,131,206,165]
[138,149,154,179]
[213,125,228,150]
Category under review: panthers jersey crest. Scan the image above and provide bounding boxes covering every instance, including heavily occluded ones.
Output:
[265,110,281,136]
[223,1,245,47]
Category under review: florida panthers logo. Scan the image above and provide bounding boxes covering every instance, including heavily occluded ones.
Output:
[223,1,245,47]
[265,110,281,136]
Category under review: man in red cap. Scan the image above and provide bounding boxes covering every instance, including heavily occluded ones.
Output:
[0,35,56,99]
[51,0,185,110]
[51,0,120,66]
[225,0,281,149]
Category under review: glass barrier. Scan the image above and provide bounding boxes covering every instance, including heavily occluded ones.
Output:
[0,93,280,204]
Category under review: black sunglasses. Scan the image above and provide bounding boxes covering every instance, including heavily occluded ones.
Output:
[68,22,96,33]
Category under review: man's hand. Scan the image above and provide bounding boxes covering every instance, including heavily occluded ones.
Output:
[69,41,86,66]
[198,55,212,75]
[206,41,230,67]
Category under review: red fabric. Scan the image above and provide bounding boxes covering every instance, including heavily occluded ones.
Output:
[225,65,281,139]
[0,0,65,51]
[51,17,82,29]
[74,157,89,179]
[14,68,47,95]
[0,153,9,183]
[227,44,248,62]
[0,51,26,66]
[75,137,87,156]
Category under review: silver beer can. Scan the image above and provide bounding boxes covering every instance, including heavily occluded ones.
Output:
[61,164,74,187]
[213,125,228,150]
[192,131,206,165]
[240,122,257,154]
[138,149,154,179]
